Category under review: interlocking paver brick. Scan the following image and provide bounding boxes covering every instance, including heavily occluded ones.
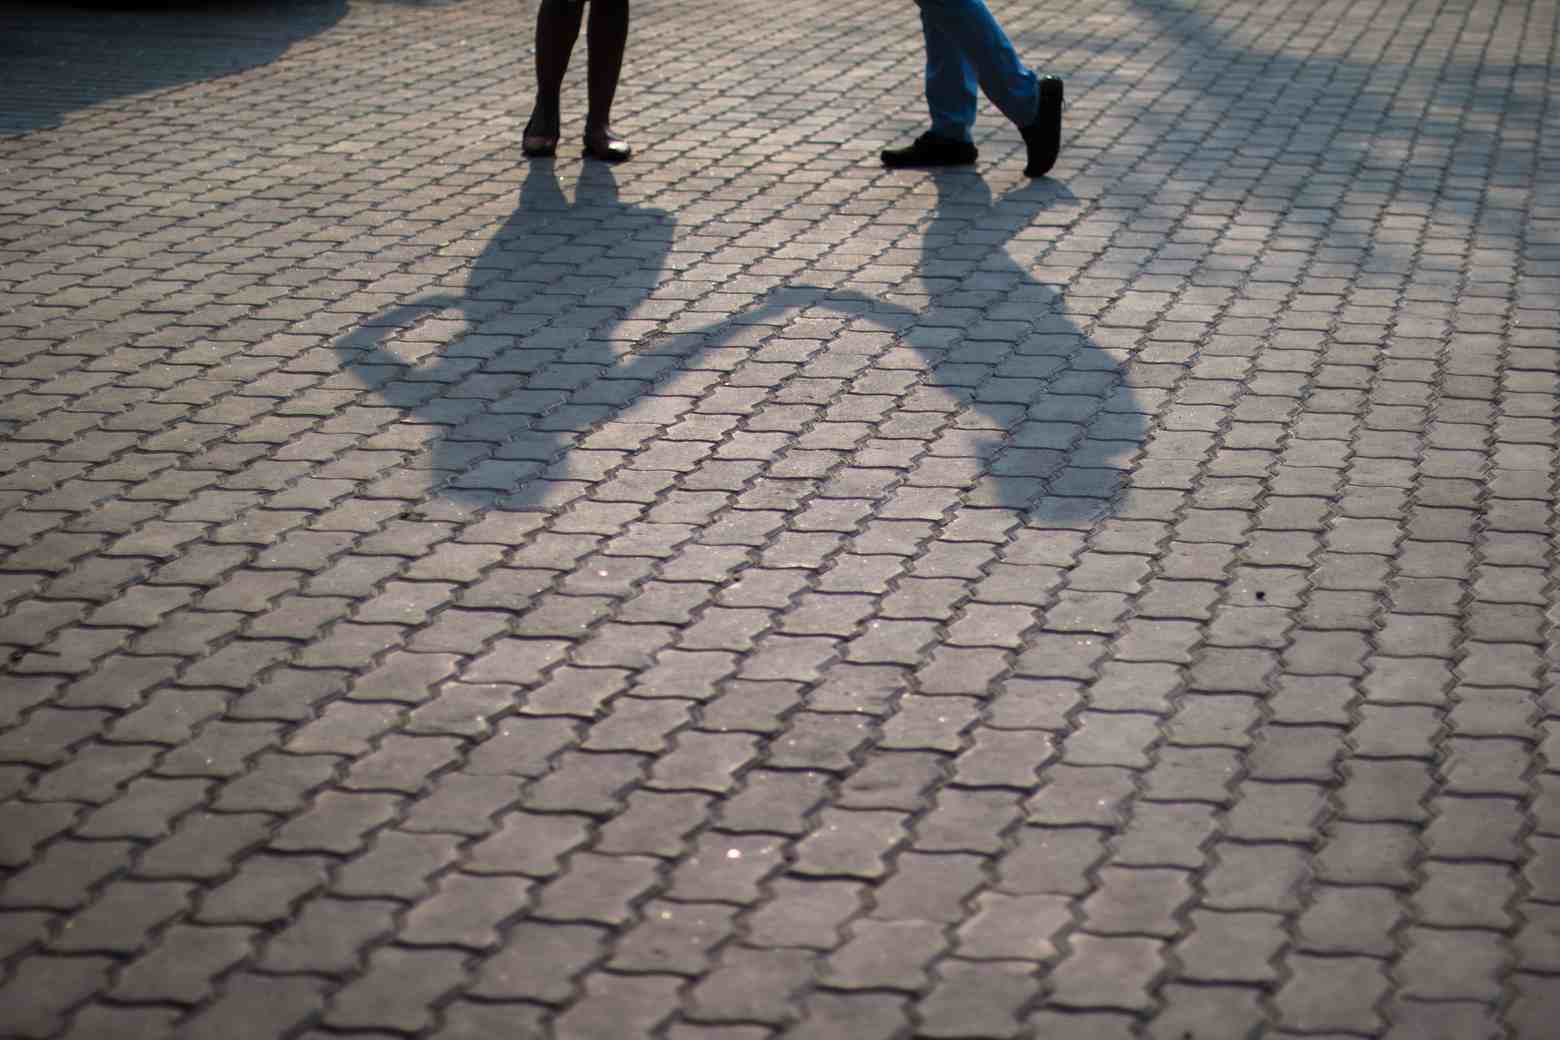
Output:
[160,719,283,778]
[1245,723,1346,782]
[1297,885,1401,958]
[350,651,462,705]
[1415,862,1516,929]
[952,727,1050,788]
[1383,1001,1502,1040]
[0,801,77,869]
[56,654,181,710]
[1062,711,1158,769]
[177,973,329,1040]
[688,945,815,1024]
[1110,619,1199,665]
[916,788,1021,854]
[465,811,591,879]
[1172,909,1284,983]
[520,666,627,718]
[1350,704,1441,758]
[648,729,758,791]
[1113,802,1217,869]
[593,789,709,857]
[1024,1009,1137,1040]
[74,775,209,839]
[1143,746,1239,803]
[792,808,906,880]
[1048,934,1162,1011]
[746,877,862,949]
[403,683,515,739]
[1148,986,1265,1040]
[1515,903,1560,973]
[468,920,605,1004]
[1441,736,1530,796]
[1167,692,1259,747]
[610,900,737,977]
[0,680,63,736]
[47,880,191,954]
[986,677,1078,730]
[58,1005,184,1040]
[284,700,400,757]
[0,955,114,1039]
[536,850,662,924]
[196,854,330,926]
[462,637,571,685]
[871,851,985,924]
[269,791,401,856]
[1202,842,1308,913]
[584,697,690,754]
[1024,764,1136,828]
[955,890,1070,961]
[1362,655,1456,706]
[810,662,907,715]
[110,922,256,1004]
[784,992,910,1040]
[915,959,1035,1038]
[1081,867,1192,938]
[1274,954,1390,1034]
[917,645,1010,694]
[1396,926,1507,1002]
[826,917,945,990]
[877,694,979,753]
[1532,787,1560,840]
[0,707,110,767]
[230,666,350,722]
[1315,821,1421,888]
[338,732,458,798]
[553,973,683,1039]
[765,711,869,772]
[717,769,828,836]
[259,895,398,975]
[1426,795,1525,862]
[465,718,580,778]
[326,948,469,1032]
[333,831,461,901]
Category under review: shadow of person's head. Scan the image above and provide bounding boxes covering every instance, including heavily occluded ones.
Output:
[331,161,676,514]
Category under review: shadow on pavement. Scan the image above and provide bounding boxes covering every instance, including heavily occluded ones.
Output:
[334,159,1148,524]
[0,0,348,136]
[1123,0,1543,228]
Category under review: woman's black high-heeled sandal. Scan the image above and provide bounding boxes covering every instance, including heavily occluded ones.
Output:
[583,126,632,162]
[523,112,560,158]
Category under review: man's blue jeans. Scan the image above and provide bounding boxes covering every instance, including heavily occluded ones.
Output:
[918,0,1041,142]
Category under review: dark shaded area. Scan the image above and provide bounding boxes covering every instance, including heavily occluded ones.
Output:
[0,0,348,136]
[1120,0,1548,222]
[335,161,1148,523]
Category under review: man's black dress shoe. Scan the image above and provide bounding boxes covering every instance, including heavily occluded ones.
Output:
[584,126,632,162]
[1021,75,1064,177]
[880,131,978,169]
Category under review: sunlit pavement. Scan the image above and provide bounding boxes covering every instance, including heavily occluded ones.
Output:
[2,0,1558,1035]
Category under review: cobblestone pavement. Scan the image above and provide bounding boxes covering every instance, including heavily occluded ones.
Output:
[2,0,1558,1035]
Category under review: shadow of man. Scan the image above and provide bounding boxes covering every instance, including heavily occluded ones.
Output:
[333,161,1147,526]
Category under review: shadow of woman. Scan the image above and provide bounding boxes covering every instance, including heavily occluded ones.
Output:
[333,161,1147,525]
